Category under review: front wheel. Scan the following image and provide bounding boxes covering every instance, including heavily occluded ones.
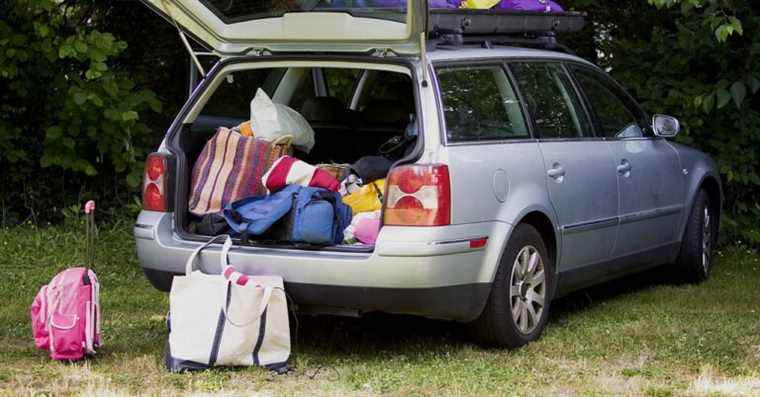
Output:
[677,190,716,283]
[469,224,554,348]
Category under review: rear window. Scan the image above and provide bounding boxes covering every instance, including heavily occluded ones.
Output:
[200,0,407,23]
[436,65,529,143]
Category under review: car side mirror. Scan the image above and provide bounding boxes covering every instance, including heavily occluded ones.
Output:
[652,114,680,138]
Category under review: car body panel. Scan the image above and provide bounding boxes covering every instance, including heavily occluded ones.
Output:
[539,140,620,272]
[669,142,723,237]
[608,138,686,256]
[442,141,557,282]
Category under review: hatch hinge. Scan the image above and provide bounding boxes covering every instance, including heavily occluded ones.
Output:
[371,48,396,57]
[247,47,271,57]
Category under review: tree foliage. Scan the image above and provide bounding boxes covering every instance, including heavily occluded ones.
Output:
[0,0,173,224]
[562,0,760,244]
[1,0,759,245]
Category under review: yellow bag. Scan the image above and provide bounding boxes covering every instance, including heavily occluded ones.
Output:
[464,0,500,8]
[342,179,385,215]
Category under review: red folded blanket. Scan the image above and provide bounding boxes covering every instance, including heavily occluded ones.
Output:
[262,155,340,193]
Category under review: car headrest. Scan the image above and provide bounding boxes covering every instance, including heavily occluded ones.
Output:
[362,99,411,126]
[300,97,346,123]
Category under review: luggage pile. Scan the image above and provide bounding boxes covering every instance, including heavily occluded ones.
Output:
[189,89,399,247]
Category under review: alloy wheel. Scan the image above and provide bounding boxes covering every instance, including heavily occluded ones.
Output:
[509,246,546,335]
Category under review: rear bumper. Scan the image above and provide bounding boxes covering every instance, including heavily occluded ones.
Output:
[134,211,510,321]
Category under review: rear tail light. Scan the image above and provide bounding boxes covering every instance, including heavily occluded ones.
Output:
[384,164,451,226]
[142,153,171,212]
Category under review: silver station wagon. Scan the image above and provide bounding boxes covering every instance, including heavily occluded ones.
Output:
[135,0,722,347]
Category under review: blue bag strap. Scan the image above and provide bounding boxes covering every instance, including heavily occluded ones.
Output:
[223,185,300,236]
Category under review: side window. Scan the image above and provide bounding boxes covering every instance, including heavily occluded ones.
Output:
[202,68,284,118]
[509,62,591,139]
[436,65,529,142]
[571,66,647,139]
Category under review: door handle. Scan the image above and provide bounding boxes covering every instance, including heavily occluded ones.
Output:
[617,160,632,176]
[547,164,566,179]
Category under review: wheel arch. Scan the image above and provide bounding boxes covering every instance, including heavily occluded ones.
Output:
[681,173,723,242]
[481,207,560,285]
[697,175,722,238]
[518,211,558,270]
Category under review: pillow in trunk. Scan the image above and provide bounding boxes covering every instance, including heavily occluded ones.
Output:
[189,127,293,216]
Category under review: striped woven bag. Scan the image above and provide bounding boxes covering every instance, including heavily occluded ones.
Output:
[189,127,293,216]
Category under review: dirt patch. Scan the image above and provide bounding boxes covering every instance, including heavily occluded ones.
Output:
[688,371,760,397]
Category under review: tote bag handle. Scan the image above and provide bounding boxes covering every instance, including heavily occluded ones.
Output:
[184,235,231,276]
[219,237,274,327]
[222,282,274,328]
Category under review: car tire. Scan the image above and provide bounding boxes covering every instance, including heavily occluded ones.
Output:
[470,223,554,348]
[142,268,176,292]
[676,190,716,283]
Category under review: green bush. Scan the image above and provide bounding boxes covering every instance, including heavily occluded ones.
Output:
[564,0,760,244]
[0,0,161,224]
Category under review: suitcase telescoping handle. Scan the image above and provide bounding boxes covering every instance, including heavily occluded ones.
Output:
[84,200,96,271]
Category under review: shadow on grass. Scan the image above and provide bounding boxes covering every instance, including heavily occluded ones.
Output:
[292,264,680,356]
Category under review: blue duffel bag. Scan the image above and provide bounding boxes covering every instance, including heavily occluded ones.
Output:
[223,185,352,245]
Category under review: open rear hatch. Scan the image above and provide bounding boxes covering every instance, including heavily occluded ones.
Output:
[141,0,427,55]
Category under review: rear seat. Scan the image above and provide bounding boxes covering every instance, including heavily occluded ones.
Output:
[298,97,355,163]
[298,96,413,164]
[357,99,410,133]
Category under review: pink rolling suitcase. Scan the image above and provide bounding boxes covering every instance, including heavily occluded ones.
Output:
[30,201,101,360]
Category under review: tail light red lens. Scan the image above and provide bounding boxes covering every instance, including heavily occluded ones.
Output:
[142,153,170,212]
[384,164,451,226]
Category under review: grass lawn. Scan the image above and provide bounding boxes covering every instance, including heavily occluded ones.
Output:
[1,220,759,396]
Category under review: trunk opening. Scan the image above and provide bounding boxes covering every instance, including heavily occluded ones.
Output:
[171,61,422,251]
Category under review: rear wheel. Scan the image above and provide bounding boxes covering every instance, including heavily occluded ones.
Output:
[677,190,716,283]
[470,224,554,348]
[142,268,176,292]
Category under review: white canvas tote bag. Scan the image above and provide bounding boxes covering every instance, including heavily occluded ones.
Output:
[166,235,290,372]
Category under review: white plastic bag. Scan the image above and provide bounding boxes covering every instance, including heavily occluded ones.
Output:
[250,89,315,153]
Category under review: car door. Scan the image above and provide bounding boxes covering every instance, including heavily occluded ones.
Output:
[509,62,619,273]
[568,64,686,258]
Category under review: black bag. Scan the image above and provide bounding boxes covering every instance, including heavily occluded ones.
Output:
[350,156,393,183]
[194,213,230,236]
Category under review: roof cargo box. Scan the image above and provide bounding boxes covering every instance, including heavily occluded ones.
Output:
[428,9,587,37]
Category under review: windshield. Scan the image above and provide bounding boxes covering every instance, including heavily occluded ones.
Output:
[199,0,407,23]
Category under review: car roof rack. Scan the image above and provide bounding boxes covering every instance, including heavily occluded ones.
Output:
[426,9,586,53]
